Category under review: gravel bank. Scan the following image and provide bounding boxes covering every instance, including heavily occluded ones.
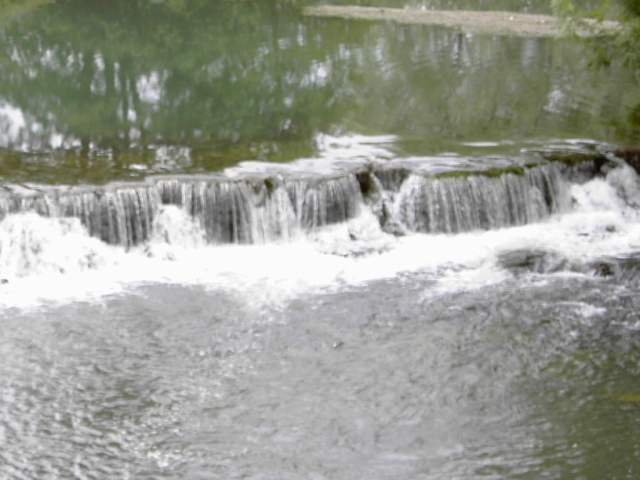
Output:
[304,6,620,37]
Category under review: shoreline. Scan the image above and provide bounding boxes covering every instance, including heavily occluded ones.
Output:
[303,6,621,38]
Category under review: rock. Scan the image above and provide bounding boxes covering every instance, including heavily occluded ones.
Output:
[590,256,640,282]
[356,171,376,199]
[593,262,615,277]
[0,279,8,285]
[498,248,569,274]
[542,150,610,182]
[614,148,640,174]
[376,201,407,237]
[381,219,407,237]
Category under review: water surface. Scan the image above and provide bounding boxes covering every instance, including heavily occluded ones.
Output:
[1,2,640,479]
[0,0,638,183]
[2,272,640,479]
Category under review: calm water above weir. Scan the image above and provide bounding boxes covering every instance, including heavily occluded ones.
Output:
[1,1,640,479]
[0,0,638,183]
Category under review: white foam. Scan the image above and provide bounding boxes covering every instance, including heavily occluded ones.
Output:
[315,133,397,160]
[460,141,502,148]
[0,213,119,278]
[558,301,607,318]
[1,165,640,310]
[225,132,396,177]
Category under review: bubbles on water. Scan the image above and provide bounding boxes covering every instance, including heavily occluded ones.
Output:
[310,208,395,257]
[572,163,640,214]
[315,133,397,160]
[152,205,206,247]
[605,163,640,208]
[571,178,626,213]
[0,213,115,278]
[558,301,607,319]
[1,161,640,310]
[142,205,207,260]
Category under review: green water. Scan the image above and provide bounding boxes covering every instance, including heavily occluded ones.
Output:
[0,0,638,184]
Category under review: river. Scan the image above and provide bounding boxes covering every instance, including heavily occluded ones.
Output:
[0,1,639,479]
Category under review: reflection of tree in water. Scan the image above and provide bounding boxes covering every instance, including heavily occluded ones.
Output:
[332,23,638,148]
[0,0,638,182]
[0,1,350,155]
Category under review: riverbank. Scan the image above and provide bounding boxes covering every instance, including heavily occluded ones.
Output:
[304,5,620,37]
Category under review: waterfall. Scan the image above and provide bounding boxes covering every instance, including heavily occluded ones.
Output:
[0,185,159,248]
[286,175,362,230]
[0,174,365,247]
[154,176,299,244]
[386,164,567,234]
[0,159,597,249]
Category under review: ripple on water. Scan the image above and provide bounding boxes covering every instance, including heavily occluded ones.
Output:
[2,272,640,478]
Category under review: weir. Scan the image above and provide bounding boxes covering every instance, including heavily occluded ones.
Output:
[391,166,565,234]
[0,152,609,248]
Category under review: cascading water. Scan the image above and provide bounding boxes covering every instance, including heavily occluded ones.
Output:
[3,147,640,479]
[4,146,640,305]
[0,185,159,248]
[5,1,640,476]
[0,160,573,250]
[388,164,566,234]
[0,174,365,248]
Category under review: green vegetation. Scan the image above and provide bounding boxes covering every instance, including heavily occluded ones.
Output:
[553,0,640,70]
[0,0,50,25]
[540,150,608,166]
[0,0,638,184]
[553,0,640,140]
[431,152,607,180]
[434,165,526,179]
[616,393,640,403]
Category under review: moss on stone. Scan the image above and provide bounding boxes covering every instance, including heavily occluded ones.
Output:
[542,151,607,167]
[615,148,640,174]
[264,177,276,194]
[616,393,640,403]
[434,165,525,180]
[356,171,375,198]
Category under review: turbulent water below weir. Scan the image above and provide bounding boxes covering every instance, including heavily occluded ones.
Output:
[2,270,640,479]
[2,0,640,476]
[1,146,640,478]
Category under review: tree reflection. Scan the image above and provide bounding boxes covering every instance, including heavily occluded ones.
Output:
[0,0,638,183]
[0,1,342,152]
